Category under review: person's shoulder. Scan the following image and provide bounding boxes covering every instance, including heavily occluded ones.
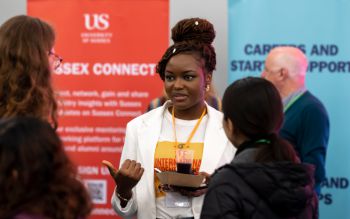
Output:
[210,162,238,184]
[301,91,328,115]
[207,103,223,119]
[206,95,222,111]
[302,91,325,107]
[206,104,225,130]
[147,96,167,111]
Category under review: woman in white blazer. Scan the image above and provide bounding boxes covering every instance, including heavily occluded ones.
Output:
[103,17,235,219]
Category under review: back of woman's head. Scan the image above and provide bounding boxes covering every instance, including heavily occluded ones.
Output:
[0,15,58,128]
[0,117,91,218]
[156,17,216,80]
[222,77,297,162]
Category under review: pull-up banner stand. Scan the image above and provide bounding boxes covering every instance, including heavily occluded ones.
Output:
[28,0,168,218]
[228,0,350,218]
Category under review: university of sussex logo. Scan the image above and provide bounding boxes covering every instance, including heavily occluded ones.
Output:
[83,13,110,30]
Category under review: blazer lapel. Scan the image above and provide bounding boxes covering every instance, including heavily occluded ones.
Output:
[200,106,230,173]
[138,104,167,195]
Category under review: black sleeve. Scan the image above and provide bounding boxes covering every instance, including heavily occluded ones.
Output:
[200,183,241,219]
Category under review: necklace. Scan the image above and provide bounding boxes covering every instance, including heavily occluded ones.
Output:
[171,106,207,149]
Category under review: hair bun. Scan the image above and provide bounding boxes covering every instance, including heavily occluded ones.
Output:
[171,17,215,45]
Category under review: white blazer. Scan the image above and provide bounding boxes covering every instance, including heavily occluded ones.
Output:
[111,101,236,219]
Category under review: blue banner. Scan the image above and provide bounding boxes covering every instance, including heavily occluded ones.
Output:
[228,0,350,218]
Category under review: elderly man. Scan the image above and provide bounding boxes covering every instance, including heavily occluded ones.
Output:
[262,46,329,195]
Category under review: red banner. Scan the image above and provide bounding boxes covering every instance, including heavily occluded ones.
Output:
[28,0,168,218]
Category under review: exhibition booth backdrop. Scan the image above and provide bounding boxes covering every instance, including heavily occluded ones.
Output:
[228,1,350,218]
[27,0,349,218]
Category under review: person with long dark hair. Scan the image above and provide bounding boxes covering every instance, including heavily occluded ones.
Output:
[103,17,235,219]
[0,117,92,219]
[201,77,318,219]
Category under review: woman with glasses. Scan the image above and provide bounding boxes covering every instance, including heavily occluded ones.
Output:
[0,15,62,128]
[0,16,92,219]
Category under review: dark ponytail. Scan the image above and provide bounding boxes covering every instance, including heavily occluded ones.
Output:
[254,133,298,162]
[222,77,298,163]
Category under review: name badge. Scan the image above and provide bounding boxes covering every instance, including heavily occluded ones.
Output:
[165,192,191,208]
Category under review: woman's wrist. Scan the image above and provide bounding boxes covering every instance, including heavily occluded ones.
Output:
[116,191,131,202]
[116,188,132,201]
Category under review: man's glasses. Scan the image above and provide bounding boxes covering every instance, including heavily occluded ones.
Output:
[48,51,63,70]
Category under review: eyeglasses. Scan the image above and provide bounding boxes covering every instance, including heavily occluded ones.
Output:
[48,51,63,70]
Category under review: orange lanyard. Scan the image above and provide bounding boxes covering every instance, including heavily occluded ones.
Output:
[171,106,207,149]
